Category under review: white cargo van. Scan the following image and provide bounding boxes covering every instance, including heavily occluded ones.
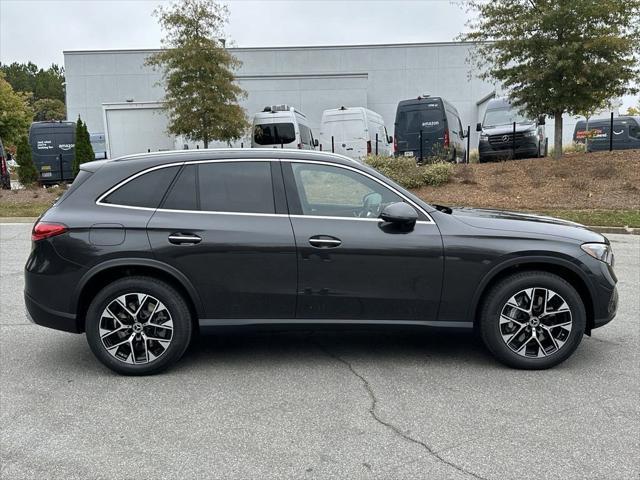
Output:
[251,105,318,150]
[319,107,392,160]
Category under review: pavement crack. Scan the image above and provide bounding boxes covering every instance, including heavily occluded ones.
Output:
[314,341,489,480]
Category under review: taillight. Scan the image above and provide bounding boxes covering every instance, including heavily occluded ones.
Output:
[367,140,372,154]
[444,130,450,148]
[0,156,6,176]
[32,222,67,241]
[393,136,397,152]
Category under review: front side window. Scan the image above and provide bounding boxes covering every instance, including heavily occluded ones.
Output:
[198,161,274,214]
[291,163,402,218]
[102,166,180,208]
[299,125,312,146]
[254,123,296,145]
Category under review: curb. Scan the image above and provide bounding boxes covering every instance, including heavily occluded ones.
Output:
[0,217,38,224]
[589,226,639,236]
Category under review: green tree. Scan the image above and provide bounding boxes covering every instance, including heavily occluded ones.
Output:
[33,98,66,121]
[146,0,248,148]
[461,0,640,158]
[72,117,94,176]
[0,62,65,103]
[16,135,39,186]
[0,72,33,144]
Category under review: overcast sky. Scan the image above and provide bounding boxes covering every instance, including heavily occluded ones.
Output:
[0,0,470,65]
[0,0,637,109]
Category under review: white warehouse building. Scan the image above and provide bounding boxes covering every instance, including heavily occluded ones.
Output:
[63,42,580,158]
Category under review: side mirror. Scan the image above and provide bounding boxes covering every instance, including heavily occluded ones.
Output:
[538,116,546,126]
[476,123,482,132]
[387,135,393,144]
[313,138,319,147]
[380,202,418,227]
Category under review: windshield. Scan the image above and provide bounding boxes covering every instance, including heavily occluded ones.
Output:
[253,123,296,145]
[483,107,532,128]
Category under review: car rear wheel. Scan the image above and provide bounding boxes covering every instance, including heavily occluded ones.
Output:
[85,276,192,375]
[479,271,586,369]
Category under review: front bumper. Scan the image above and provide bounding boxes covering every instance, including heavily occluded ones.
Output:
[479,140,539,161]
[592,285,618,329]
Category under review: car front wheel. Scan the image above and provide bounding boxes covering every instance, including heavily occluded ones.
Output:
[85,276,193,375]
[479,271,586,369]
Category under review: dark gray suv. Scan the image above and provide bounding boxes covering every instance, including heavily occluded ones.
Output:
[25,149,618,375]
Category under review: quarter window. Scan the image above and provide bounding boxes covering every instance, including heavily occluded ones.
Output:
[291,163,402,218]
[102,166,180,208]
[198,161,274,214]
[162,165,197,211]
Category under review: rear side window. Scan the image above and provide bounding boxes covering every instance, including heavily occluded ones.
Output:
[254,123,296,145]
[198,161,274,214]
[102,166,179,208]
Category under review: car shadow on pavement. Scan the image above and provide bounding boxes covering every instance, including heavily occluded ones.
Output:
[176,327,497,371]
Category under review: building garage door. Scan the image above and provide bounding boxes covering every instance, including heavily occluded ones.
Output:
[104,102,174,159]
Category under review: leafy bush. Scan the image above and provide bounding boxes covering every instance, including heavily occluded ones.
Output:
[365,155,452,189]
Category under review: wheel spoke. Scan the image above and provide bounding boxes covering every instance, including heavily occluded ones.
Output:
[100,293,173,365]
[498,287,573,359]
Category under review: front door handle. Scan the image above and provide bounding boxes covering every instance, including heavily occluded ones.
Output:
[309,235,341,248]
[168,233,202,245]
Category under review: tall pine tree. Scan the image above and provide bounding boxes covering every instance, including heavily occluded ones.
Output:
[72,117,94,176]
[16,135,38,186]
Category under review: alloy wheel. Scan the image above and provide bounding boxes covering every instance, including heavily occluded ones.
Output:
[499,287,573,358]
[99,293,174,364]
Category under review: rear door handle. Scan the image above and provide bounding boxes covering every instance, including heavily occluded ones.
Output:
[168,233,202,245]
[309,235,341,248]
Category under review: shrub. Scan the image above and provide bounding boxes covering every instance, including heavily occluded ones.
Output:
[16,135,39,186]
[365,155,452,189]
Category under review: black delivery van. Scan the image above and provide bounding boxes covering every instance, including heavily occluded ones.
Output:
[394,96,466,163]
[28,121,76,184]
[573,116,640,152]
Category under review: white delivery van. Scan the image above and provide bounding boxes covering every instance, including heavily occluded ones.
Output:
[319,106,393,160]
[251,105,318,150]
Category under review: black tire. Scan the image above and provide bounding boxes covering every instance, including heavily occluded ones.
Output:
[479,271,586,370]
[86,276,193,375]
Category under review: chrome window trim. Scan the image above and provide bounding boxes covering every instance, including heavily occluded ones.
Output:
[95,157,435,225]
[283,158,434,223]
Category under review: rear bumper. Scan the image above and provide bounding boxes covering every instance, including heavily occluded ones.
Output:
[25,291,80,333]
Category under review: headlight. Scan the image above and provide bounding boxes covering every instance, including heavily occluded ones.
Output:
[480,134,488,141]
[581,243,614,266]
[523,130,537,137]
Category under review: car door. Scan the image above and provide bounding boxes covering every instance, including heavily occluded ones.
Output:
[282,160,443,321]
[147,159,297,320]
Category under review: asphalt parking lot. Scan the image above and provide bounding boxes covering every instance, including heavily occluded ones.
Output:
[1,222,638,480]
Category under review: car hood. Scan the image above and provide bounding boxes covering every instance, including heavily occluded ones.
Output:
[449,207,607,243]
[481,124,536,135]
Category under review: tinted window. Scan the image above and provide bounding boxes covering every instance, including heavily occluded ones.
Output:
[162,165,197,210]
[102,166,179,208]
[629,122,640,139]
[396,104,443,136]
[199,162,274,213]
[291,163,402,218]
[254,123,296,145]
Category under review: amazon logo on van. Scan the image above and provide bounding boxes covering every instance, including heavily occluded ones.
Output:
[59,144,75,151]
